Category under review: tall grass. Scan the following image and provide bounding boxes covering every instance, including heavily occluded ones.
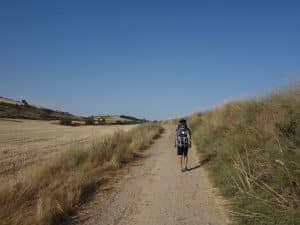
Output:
[189,84,300,225]
[0,123,163,225]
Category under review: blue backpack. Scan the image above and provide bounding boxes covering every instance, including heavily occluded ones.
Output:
[176,123,189,148]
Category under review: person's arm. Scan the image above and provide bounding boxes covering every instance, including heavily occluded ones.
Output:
[174,129,177,148]
[188,128,192,148]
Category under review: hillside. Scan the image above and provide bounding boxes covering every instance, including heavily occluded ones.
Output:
[94,114,147,125]
[0,97,146,124]
[188,84,299,224]
[0,97,79,120]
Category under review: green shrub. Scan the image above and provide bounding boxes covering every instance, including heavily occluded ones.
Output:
[21,99,29,106]
[98,117,106,125]
[85,116,95,125]
[59,116,72,126]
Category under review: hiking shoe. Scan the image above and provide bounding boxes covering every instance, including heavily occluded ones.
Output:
[185,166,188,171]
[181,168,184,172]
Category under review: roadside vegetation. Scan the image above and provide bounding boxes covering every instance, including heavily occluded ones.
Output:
[0,123,163,225]
[189,84,299,225]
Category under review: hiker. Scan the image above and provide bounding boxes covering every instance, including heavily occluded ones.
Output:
[174,118,192,172]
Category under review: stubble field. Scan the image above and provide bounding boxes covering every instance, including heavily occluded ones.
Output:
[0,119,135,180]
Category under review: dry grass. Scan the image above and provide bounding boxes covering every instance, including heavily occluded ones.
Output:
[0,97,23,105]
[0,123,163,225]
[0,119,135,180]
[189,83,300,225]
[0,100,79,120]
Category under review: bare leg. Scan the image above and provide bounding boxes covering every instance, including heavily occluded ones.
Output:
[184,155,188,169]
[178,155,183,169]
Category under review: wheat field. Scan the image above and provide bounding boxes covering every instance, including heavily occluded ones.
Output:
[0,119,135,180]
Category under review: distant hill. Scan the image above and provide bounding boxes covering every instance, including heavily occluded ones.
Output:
[94,114,147,125]
[120,115,147,122]
[0,97,147,124]
[0,97,82,120]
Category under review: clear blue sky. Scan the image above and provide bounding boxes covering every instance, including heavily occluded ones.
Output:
[1,0,299,119]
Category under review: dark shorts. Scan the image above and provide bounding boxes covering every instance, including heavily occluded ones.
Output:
[177,146,188,157]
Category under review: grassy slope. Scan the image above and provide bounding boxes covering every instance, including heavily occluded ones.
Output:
[189,84,299,225]
[0,123,163,225]
[0,101,78,120]
[0,98,144,124]
[0,102,146,125]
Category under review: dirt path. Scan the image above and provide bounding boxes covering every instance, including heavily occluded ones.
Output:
[74,126,228,225]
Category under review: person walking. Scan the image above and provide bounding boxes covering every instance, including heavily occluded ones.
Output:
[174,118,192,172]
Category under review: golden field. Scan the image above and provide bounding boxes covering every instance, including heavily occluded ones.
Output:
[0,119,135,180]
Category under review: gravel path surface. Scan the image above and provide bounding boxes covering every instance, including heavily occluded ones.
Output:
[73,126,228,225]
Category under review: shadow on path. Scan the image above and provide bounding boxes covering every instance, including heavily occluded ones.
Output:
[186,153,216,172]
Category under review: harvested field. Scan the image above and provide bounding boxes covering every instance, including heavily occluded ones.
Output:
[0,119,135,180]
